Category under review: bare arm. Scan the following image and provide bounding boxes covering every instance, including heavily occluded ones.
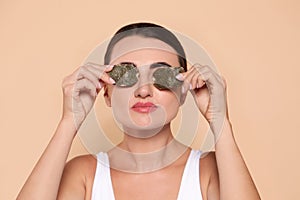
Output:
[212,119,260,199]
[57,155,96,200]
[180,64,260,199]
[17,63,113,199]
[16,118,77,200]
[201,126,260,200]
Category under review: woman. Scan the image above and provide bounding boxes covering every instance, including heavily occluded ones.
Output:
[17,22,261,199]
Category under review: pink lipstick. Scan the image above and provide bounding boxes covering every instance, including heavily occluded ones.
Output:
[131,102,158,113]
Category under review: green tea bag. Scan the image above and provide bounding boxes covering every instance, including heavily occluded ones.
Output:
[153,67,184,90]
[108,64,139,87]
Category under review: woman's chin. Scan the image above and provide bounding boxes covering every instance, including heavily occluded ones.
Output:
[121,123,164,139]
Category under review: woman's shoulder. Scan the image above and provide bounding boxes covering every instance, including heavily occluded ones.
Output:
[65,154,97,178]
[67,154,97,165]
[57,154,97,199]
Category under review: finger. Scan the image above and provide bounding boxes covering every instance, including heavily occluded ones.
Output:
[194,64,223,82]
[85,62,115,84]
[85,62,112,75]
[63,65,94,85]
[200,67,222,84]
[192,65,210,89]
[62,67,83,87]
[181,67,198,92]
[74,78,98,99]
[62,74,74,89]
[194,64,225,96]
[77,67,102,88]
[190,70,206,90]
[88,64,116,84]
[196,75,206,88]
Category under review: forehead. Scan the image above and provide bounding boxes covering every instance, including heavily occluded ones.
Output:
[109,36,179,66]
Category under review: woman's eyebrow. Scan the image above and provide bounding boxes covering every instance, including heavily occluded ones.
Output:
[150,62,172,68]
[118,62,137,67]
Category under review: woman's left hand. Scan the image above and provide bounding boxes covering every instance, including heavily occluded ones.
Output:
[177,63,229,137]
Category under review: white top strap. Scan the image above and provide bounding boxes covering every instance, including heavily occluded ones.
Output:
[92,150,202,200]
[176,150,203,200]
[92,152,116,200]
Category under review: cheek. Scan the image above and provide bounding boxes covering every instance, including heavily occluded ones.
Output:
[111,87,133,107]
[110,87,134,125]
[158,91,181,117]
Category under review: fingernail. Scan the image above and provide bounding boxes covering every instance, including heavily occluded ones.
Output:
[175,73,184,81]
[106,65,114,70]
[189,83,193,90]
[98,82,102,88]
[109,77,116,84]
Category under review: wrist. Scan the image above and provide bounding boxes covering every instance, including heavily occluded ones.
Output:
[58,116,78,138]
[213,118,234,144]
[214,118,235,146]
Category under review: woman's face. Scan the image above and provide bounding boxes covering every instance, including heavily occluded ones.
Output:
[105,36,183,138]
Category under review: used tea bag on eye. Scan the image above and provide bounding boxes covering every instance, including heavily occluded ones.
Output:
[153,67,185,90]
[108,64,138,87]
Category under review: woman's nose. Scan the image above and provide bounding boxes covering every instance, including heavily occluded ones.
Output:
[134,71,153,98]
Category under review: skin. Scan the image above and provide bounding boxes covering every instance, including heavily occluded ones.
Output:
[17,36,261,200]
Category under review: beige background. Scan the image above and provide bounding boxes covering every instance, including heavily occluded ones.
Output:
[0,0,299,199]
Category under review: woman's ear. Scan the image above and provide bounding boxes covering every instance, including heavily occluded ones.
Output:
[103,85,112,107]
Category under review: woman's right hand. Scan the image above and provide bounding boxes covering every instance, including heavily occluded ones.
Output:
[61,63,115,130]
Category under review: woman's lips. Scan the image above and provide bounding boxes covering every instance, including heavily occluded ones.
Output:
[131,102,158,113]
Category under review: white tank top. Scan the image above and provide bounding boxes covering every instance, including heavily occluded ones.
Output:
[91,150,203,200]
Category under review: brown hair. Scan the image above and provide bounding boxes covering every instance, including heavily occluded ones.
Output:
[104,22,187,71]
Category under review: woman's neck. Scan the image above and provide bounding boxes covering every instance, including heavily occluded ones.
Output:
[119,124,174,153]
[108,124,189,173]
